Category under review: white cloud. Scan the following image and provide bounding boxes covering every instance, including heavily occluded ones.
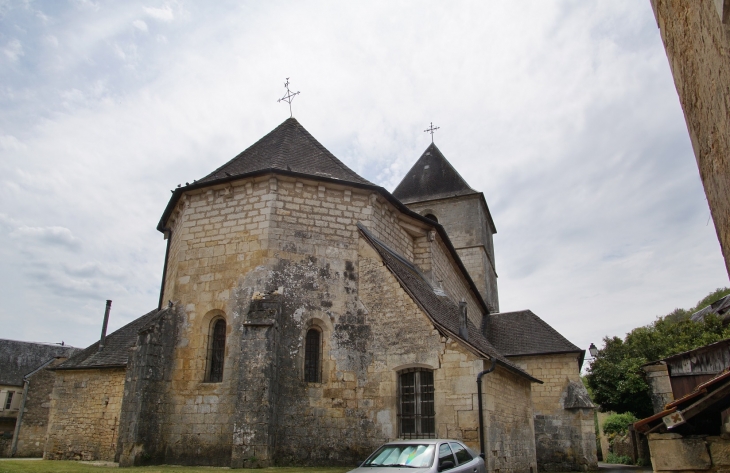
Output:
[0,0,726,352]
[2,39,23,61]
[10,225,81,249]
[144,5,174,22]
[132,19,148,32]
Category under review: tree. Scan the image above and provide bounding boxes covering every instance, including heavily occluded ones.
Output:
[585,289,730,419]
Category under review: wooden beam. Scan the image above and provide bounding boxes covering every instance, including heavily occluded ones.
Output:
[679,379,730,422]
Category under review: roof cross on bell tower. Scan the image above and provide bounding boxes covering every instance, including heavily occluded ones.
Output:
[277,78,300,118]
[424,122,440,143]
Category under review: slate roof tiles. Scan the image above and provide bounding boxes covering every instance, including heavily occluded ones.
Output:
[393,143,477,204]
[486,310,582,357]
[0,340,79,386]
[55,307,167,370]
[358,223,540,383]
[198,118,372,186]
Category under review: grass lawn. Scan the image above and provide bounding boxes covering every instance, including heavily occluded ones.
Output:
[0,461,351,473]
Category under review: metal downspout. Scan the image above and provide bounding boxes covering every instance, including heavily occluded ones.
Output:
[10,355,57,457]
[477,358,497,459]
[9,379,30,457]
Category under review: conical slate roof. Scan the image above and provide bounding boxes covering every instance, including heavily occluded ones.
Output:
[198,118,371,185]
[392,143,476,203]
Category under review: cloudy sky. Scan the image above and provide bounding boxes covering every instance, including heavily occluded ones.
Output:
[1,1,727,356]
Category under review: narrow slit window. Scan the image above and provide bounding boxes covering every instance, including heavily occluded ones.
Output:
[304,328,321,383]
[207,319,226,383]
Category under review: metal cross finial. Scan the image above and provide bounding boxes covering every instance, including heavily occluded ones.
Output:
[277,78,300,118]
[424,122,440,143]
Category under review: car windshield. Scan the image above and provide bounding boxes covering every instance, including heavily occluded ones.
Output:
[363,444,435,468]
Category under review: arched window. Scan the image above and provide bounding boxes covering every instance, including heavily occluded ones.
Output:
[398,369,435,438]
[423,213,438,223]
[206,318,226,383]
[304,328,321,383]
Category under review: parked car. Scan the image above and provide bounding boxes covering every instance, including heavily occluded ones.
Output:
[348,439,486,473]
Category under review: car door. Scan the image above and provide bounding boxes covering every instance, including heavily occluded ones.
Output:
[437,443,457,472]
[449,442,481,473]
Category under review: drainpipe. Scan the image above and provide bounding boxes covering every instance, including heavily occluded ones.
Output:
[477,358,497,459]
[99,300,112,352]
[10,357,56,457]
[158,228,172,310]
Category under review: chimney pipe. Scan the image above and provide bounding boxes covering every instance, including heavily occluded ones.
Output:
[99,300,112,352]
[459,300,468,341]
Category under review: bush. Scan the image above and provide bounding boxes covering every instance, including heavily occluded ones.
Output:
[603,412,638,436]
[605,452,633,465]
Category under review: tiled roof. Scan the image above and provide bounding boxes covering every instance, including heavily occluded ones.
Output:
[0,340,79,386]
[392,143,477,204]
[55,308,166,370]
[486,310,582,357]
[358,224,539,383]
[197,118,372,186]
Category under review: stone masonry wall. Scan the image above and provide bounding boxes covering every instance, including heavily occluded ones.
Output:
[483,365,538,473]
[511,353,597,471]
[117,309,179,466]
[431,236,486,330]
[147,173,510,467]
[45,368,125,461]
[13,358,67,457]
[404,194,498,312]
[651,0,730,276]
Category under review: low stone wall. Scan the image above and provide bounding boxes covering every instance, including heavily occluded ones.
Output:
[45,368,125,461]
[648,433,730,472]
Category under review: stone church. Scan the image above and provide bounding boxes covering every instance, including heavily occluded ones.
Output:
[42,118,596,471]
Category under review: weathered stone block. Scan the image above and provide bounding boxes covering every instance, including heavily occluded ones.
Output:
[648,434,711,471]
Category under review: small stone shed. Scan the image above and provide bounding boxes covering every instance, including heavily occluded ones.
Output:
[638,339,730,472]
[0,339,78,457]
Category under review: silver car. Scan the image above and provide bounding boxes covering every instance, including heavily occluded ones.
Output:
[349,439,486,473]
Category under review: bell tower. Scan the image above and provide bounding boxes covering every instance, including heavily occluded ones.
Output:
[393,143,499,312]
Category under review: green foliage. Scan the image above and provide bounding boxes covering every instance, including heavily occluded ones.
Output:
[605,453,633,465]
[602,412,637,435]
[664,287,730,323]
[586,288,730,418]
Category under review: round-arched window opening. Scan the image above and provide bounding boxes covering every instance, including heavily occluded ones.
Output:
[424,213,438,223]
[206,318,226,383]
[304,328,322,383]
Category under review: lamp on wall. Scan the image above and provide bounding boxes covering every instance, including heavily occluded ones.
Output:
[586,343,599,360]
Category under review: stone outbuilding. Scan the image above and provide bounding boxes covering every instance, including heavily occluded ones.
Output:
[45,118,596,471]
[0,339,78,457]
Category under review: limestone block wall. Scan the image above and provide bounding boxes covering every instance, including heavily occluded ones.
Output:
[404,195,498,312]
[117,309,178,467]
[647,433,730,472]
[146,173,506,467]
[650,0,730,276]
[483,365,538,473]
[511,353,597,471]
[644,363,674,414]
[14,358,67,457]
[45,368,125,461]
